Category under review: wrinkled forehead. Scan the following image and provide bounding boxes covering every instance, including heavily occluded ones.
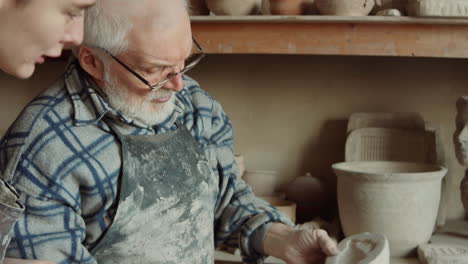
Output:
[126,26,193,65]
[125,0,192,62]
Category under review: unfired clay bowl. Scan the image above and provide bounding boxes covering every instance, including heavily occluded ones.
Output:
[333,161,447,257]
[325,232,390,264]
[260,196,297,223]
[316,0,375,15]
[206,0,260,15]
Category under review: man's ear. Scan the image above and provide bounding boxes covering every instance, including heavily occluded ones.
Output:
[77,46,105,82]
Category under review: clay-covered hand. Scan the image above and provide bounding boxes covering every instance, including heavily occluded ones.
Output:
[4,258,55,264]
[264,223,338,264]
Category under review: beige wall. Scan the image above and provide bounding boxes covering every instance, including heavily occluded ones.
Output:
[1,55,467,220]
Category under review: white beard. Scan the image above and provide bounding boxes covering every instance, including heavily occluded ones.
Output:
[101,70,176,126]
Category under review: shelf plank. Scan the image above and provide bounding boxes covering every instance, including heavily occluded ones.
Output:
[191,16,468,58]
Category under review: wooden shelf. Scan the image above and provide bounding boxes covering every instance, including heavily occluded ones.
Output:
[191,16,468,58]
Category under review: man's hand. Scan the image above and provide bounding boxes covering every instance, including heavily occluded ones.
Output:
[263,223,338,264]
[4,258,55,264]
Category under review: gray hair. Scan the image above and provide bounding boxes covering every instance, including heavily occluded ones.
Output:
[82,1,134,55]
[81,0,190,56]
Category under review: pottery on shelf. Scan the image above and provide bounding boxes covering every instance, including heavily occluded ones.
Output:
[316,0,375,16]
[285,173,327,222]
[372,0,407,15]
[333,161,447,257]
[206,0,261,15]
[376,8,402,15]
[267,0,306,15]
[406,0,468,17]
[260,196,297,223]
[325,232,390,264]
[243,170,280,196]
[188,0,210,15]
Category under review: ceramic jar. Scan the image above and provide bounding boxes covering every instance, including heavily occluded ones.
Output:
[333,161,446,257]
[285,173,327,222]
[316,0,375,16]
[206,0,261,15]
[243,170,279,196]
[266,0,306,15]
[188,0,210,15]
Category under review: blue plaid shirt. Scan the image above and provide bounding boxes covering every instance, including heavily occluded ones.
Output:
[0,62,291,264]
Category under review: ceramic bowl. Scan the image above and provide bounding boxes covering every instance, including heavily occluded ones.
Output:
[206,0,260,15]
[268,0,306,15]
[333,161,447,257]
[316,0,375,16]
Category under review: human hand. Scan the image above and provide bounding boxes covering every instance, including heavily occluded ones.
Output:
[4,258,55,264]
[264,223,338,264]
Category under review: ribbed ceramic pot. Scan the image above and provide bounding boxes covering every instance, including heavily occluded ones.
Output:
[316,0,375,15]
[333,161,446,257]
[206,0,260,15]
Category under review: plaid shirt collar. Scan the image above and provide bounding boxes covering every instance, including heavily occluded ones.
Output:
[63,60,185,130]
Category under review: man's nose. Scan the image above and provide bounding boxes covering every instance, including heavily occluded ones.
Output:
[163,74,184,92]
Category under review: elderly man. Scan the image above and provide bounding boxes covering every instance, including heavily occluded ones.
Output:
[0,0,338,263]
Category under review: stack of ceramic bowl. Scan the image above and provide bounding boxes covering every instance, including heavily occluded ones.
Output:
[406,0,468,17]
[333,112,448,257]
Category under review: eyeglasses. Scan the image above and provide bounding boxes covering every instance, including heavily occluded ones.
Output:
[102,38,205,91]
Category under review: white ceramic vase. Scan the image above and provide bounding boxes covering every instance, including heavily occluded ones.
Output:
[333,161,446,257]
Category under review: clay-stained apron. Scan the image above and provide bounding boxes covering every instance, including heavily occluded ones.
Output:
[91,121,218,264]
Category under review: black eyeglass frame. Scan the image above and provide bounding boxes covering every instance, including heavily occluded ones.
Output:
[102,38,205,91]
